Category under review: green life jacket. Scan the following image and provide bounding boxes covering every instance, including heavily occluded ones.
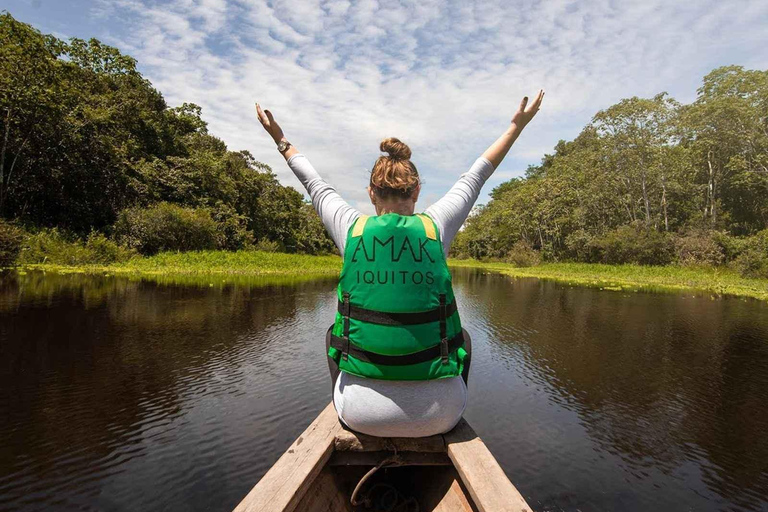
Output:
[328,212,466,381]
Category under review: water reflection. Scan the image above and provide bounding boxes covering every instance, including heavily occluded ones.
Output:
[453,268,768,511]
[1,269,767,511]
[0,271,338,511]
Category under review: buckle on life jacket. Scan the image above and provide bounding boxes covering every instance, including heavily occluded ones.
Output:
[341,292,351,317]
[342,336,350,361]
[440,338,449,365]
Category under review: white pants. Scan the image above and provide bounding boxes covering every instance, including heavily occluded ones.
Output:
[333,373,467,438]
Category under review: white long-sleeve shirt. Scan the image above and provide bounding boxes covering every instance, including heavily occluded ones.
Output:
[287,153,496,437]
[287,154,495,254]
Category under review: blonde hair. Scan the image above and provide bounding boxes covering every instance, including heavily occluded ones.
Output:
[369,138,420,199]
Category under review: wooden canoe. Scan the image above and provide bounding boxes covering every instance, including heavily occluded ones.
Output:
[233,403,532,512]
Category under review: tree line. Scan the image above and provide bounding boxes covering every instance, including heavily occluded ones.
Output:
[1,12,766,277]
[0,13,335,266]
[453,66,768,278]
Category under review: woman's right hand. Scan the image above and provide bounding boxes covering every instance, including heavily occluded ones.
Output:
[256,103,285,143]
[511,89,545,128]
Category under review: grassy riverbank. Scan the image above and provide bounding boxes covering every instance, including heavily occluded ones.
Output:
[16,250,768,300]
[22,250,341,276]
[449,259,768,301]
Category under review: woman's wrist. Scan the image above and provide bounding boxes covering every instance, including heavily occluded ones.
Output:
[509,121,526,135]
[279,138,299,160]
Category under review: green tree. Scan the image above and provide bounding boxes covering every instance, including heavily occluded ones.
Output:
[682,66,768,233]
[592,93,680,230]
[0,13,334,255]
[456,67,768,265]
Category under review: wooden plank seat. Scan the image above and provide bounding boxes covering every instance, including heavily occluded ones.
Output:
[334,425,447,453]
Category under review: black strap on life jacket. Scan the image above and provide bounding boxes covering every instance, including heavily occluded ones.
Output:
[438,294,449,365]
[329,330,464,366]
[341,292,351,361]
[335,297,458,326]
[332,291,459,366]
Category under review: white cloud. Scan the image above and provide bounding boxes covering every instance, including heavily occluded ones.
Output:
[89,0,768,214]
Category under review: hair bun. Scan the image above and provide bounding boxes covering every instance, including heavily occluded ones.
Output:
[380,137,411,161]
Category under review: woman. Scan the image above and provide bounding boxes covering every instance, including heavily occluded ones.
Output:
[256,90,544,437]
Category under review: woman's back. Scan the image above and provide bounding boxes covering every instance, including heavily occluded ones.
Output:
[330,211,471,437]
[304,151,493,436]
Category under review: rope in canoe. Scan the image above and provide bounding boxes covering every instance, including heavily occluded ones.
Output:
[349,453,419,512]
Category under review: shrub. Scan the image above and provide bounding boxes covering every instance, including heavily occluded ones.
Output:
[751,229,768,250]
[591,223,675,265]
[114,203,219,255]
[18,229,135,265]
[19,229,89,264]
[253,239,282,253]
[455,232,500,260]
[564,229,601,263]
[449,230,472,259]
[711,231,748,263]
[733,250,768,279]
[673,230,725,266]
[210,202,253,251]
[732,229,768,279]
[83,232,136,263]
[293,203,336,255]
[0,220,23,266]
[505,240,541,267]
[464,236,493,260]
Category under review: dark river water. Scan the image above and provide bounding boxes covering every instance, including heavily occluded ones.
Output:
[1,268,767,511]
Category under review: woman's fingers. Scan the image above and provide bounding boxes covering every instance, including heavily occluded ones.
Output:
[255,103,267,126]
[265,109,276,126]
[518,96,529,112]
[527,89,544,112]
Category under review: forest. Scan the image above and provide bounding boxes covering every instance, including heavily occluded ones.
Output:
[0,13,334,266]
[453,67,768,278]
[1,12,766,279]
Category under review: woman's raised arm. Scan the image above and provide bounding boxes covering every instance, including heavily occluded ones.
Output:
[255,103,360,253]
[425,90,544,252]
[256,103,299,160]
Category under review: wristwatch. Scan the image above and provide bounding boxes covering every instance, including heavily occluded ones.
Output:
[277,139,291,153]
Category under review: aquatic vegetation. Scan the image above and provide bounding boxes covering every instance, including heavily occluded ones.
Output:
[18,250,768,301]
[23,250,342,279]
[449,259,768,301]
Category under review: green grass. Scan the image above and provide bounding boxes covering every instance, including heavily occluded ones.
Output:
[449,259,768,301]
[23,250,342,278]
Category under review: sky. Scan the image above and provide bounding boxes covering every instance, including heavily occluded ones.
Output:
[4,0,768,213]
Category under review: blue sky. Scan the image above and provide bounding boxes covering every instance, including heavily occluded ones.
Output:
[4,0,768,213]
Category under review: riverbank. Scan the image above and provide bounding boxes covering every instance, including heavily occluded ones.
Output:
[16,251,768,301]
[18,250,342,287]
[449,259,768,301]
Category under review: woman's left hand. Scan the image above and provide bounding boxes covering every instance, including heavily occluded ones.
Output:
[481,89,544,169]
[256,103,285,143]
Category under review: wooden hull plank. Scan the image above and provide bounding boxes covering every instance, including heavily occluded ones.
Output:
[232,403,342,512]
[432,478,478,512]
[444,419,531,512]
[289,467,353,512]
